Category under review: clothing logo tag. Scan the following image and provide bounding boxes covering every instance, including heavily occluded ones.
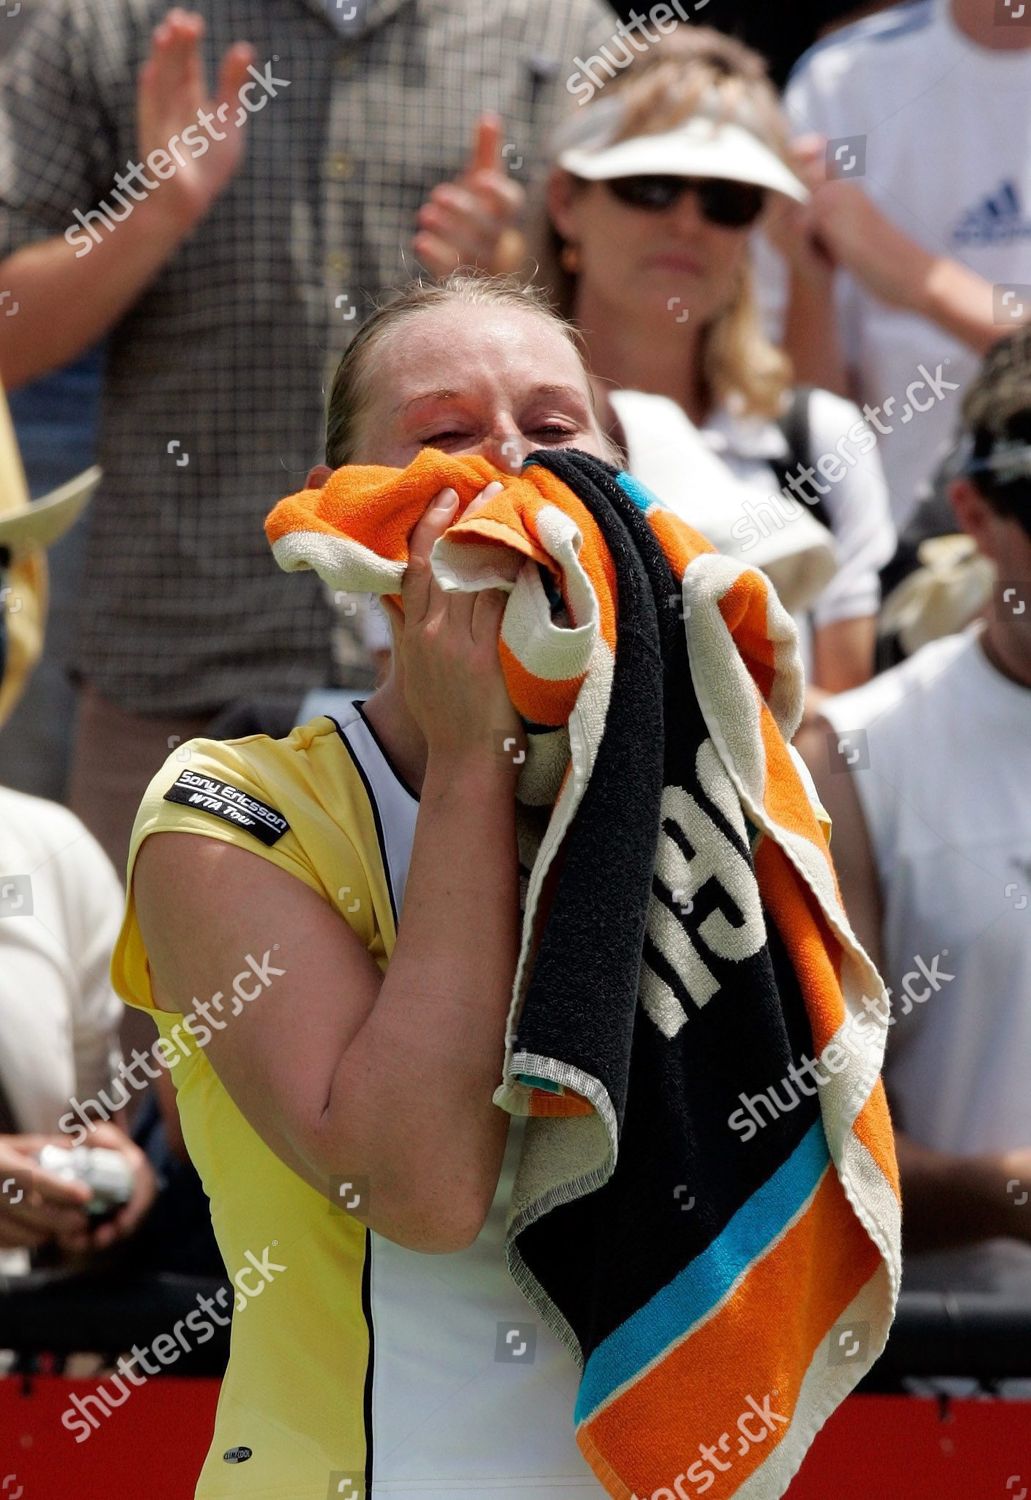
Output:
[954,181,1031,248]
[223,1446,253,1464]
[164,771,290,846]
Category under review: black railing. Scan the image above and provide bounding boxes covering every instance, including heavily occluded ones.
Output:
[0,1267,231,1377]
[1,1277,1029,1386]
[860,1291,1031,1390]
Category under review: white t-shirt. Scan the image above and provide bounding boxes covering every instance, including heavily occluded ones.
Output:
[763,0,1031,528]
[610,387,840,619]
[613,387,896,679]
[0,787,124,1134]
[822,628,1031,1292]
[701,389,895,676]
[0,787,124,1278]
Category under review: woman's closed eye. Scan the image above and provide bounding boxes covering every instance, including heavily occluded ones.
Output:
[417,423,579,448]
[418,431,471,447]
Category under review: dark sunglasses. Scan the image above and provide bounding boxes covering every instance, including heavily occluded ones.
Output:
[604,174,767,229]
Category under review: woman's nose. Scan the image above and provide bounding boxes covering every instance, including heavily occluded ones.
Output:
[485,431,527,473]
[667,186,708,236]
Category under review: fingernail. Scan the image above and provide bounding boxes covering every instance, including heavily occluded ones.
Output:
[434,488,459,512]
[481,481,504,499]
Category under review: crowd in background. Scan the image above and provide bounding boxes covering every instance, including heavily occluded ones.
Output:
[0,0,1029,1371]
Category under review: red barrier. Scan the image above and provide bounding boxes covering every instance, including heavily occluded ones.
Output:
[1,1379,1028,1498]
[0,1376,217,1500]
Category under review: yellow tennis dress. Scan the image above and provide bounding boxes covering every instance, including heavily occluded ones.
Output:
[112,703,604,1500]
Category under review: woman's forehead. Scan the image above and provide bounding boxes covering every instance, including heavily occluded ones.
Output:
[376,304,590,402]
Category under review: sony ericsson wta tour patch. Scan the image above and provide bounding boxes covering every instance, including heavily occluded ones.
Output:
[164,770,290,847]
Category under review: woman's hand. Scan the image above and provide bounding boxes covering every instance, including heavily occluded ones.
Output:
[763,135,836,289]
[778,132,939,313]
[413,114,528,279]
[0,1134,92,1252]
[387,482,522,765]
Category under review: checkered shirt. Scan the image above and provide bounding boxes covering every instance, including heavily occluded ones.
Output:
[0,0,614,713]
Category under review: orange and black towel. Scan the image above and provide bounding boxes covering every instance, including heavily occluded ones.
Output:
[266,448,901,1500]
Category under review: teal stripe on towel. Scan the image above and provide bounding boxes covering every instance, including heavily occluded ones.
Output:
[518,1074,563,1094]
[614,471,662,513]
[574,1119,831,1423]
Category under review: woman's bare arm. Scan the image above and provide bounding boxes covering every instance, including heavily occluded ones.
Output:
[135,750,518,1256]
[810,615,877,698]
[134,488,522,1254]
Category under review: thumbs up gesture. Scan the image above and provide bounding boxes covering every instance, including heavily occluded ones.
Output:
[413,113,528,278]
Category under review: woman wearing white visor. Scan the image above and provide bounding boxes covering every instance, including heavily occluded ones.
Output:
[414,29,896,708]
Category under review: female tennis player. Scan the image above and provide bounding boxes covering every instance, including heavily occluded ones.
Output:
[114,276,621,1498]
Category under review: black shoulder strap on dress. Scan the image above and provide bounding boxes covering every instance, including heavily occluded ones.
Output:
[769,385,832,535]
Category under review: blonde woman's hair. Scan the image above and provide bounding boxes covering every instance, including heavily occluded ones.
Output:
[532,27,794,422]
[325,272,619,467]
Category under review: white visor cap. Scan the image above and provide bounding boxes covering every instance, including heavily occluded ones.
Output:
[557,114,808,205]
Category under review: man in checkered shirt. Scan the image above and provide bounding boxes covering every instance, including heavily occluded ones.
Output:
[0,0,613,866]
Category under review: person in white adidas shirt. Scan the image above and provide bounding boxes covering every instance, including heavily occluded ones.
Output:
[797,331,1031,1294]
[762,0,1031,529]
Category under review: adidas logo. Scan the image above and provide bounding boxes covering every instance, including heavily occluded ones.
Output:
[953,180,1031,248]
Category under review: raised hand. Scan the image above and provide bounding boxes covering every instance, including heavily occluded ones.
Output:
[135,7,257,232]
[762,133,836,288]
[413,114,528,279]
[773,132,939,311]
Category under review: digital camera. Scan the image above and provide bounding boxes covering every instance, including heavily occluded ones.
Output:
[37,1144,133,1221]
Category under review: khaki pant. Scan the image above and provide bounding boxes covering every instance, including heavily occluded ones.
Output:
[68,683,211,879]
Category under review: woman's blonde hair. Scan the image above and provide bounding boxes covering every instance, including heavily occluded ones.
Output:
[325,272,619,467]
[532,27,794,421]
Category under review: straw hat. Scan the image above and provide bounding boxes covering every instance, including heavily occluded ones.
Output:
[879,533,995,656]
[0,378,100,727]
